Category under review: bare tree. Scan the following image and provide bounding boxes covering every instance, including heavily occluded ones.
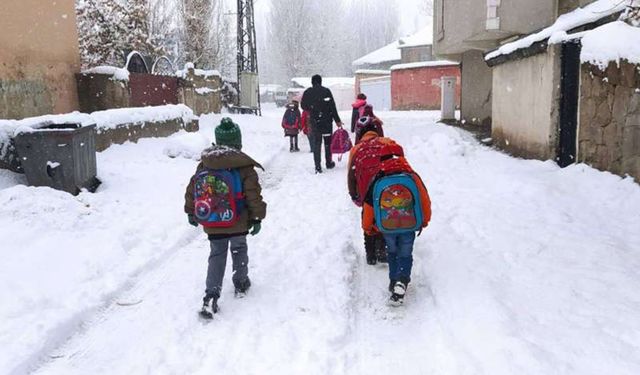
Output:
[177,0,234,72]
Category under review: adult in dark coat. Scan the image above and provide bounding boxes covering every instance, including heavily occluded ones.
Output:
[301,74,343,174]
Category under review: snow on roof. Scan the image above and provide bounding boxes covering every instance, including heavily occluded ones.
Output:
[390,60,459,71]
[355,69,391,75]
[398,25,433,49]
[485,0,631,61]
[353,26,435,66]
[352,41,402,67]
[82,66,130,81]
[580,21,640,69]
[291,77,355,88]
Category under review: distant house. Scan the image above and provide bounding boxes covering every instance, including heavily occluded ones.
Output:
[353,26,460,111]
[0,0,81,120]
[484,0,639,180]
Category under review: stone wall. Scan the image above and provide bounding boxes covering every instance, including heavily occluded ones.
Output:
[95,118,199,151]
[578,61,640,180]
[492,45,561,160]
[0,0,81,119]
[178,70,223,115]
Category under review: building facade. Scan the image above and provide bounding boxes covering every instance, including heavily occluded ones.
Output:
[432,0,592,126]
[0,0,81,120]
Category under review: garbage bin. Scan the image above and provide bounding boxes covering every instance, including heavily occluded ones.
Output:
[13,122,101,195]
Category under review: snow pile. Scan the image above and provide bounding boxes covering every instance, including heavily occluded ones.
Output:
[485,0,630,60]
[177,63,222,80]
[580,21,640,69]
[390,60,459,71]
[82,66,130,81]
[163,131,211,160]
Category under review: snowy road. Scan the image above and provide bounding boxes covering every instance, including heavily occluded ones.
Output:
[2,107,640,374]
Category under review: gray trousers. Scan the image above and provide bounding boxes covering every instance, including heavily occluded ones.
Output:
[206,236,249,298]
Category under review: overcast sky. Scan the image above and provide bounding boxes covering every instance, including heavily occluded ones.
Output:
[255,0,431,37]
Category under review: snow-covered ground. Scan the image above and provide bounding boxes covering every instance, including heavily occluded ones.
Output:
[1,105,639,375]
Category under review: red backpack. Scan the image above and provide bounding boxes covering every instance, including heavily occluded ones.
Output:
[352,137,410,206]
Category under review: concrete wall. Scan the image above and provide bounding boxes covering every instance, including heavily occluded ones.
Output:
[492,46,561,159]
[0,0,81,119]
[391,65,461,111]
[434,0,557,58]
[578,61,640,180]
[400,46,433,64]
[461,50,493,126]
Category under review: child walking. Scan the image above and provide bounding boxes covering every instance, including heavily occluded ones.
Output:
[184,118,267,318]
[282,101,301,152]
[348,121,431,306]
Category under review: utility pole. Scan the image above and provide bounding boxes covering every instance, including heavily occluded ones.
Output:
[236,0,261,115]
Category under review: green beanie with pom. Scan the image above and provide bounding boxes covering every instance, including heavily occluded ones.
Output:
[215,117,242,149]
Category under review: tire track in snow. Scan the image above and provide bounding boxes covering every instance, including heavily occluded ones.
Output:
[23,146,289,375]
[31,147,361,375]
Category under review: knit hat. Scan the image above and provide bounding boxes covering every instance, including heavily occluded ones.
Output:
[215,117,242,149]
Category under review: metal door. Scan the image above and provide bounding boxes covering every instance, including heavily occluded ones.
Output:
[558,42,581,167]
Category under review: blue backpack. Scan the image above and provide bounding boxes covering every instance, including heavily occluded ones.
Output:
[372,173,423,234]
[193,169,245,228]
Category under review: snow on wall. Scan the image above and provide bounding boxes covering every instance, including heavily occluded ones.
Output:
[580,21,640,69]
[176,63,221,80]
[0,105,196,159]
[485,0,631,61]
[82,66,130,81]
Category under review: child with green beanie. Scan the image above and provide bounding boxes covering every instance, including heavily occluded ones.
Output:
[184,117,267,319]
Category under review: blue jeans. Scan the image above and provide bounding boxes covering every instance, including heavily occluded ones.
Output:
[383,232,416,283]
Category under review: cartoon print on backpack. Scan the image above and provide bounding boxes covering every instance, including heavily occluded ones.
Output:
[373,174,423,233]
[193,169,244,227]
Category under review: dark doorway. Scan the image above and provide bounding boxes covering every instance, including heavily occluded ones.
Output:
[557,41,581,167]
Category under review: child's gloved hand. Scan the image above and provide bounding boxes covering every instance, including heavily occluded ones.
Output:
[249,220,262,236]
[187,214,199,227]
[350,193,359,203]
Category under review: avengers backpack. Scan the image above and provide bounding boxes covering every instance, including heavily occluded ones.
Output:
[193,169,245,228]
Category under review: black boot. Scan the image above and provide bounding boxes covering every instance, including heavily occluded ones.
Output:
[315,167,323,174]
[326,160,336,169]
[389,281,407,307]
[200,293,219,319]
[234,278,251,298]
[375,235,388,263]
[364,233,377,265]
[388,279,397,293]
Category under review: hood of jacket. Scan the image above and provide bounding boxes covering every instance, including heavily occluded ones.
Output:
[352,99,367,109]
[200,145,264,170]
